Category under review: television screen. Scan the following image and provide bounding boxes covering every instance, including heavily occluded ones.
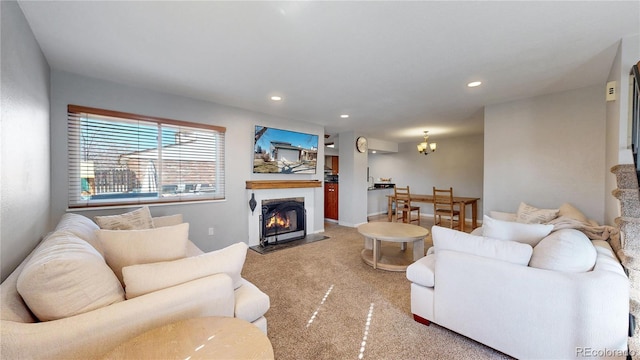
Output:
[253,126,318,174]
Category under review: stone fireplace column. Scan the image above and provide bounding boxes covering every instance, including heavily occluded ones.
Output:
[611,164,640,356]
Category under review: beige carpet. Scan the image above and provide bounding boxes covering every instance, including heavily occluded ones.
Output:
[242,220,512,360]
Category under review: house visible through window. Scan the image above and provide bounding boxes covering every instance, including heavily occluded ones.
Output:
[68,105,225,208]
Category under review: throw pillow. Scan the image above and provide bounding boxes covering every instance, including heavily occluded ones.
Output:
[516,202,559,224]
[558,203,588,223]
[482,215,554,246]
[122,242,249,299]
[152,214,184,228]
[94,206,154,230]
[96,222,189,284]
[529,229,597,272]
[16,232,125,321]
[432,226,533,266]
[489,210,517,222]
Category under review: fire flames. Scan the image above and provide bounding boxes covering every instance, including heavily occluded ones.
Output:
[265,212,290,230]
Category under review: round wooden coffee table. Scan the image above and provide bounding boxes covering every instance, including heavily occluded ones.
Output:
[358,222,428,271]
[102,317,274,360]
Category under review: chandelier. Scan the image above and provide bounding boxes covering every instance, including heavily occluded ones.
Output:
[417,131,437,155]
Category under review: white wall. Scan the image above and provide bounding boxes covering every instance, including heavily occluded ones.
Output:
[367,134,484,221]
[1,1,51,280]
[368,138,398,153]
[605,35,639,225]
[337,131,368,227]
[49,70,325,252]
[484,85,606,223]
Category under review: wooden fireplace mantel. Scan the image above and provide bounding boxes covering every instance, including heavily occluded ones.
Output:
[245,180,322,190]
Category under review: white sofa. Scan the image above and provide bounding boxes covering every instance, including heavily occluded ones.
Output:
[0,212,270,359]
[407,222,630,359]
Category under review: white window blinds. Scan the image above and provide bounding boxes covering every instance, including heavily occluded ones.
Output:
[68,105,225,208]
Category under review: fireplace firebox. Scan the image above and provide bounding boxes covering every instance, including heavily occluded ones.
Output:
[260,197,306,247]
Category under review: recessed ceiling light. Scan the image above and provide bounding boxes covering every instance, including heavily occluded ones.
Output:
[340,114,349,118]
[372,150,377,154]
[270,96,282,101]
[467,81,482,88]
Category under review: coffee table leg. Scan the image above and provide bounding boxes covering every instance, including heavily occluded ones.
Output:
[364,236,373,250]
[372,237,378,269]
[413,238,425,260]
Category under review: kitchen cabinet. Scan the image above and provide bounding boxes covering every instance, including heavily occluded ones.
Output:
[324,182,339,220]
[325,156,339,175]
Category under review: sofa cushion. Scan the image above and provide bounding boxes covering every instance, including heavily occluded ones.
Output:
[122,242,248,299]
[516,202,559,224]
[489,210,517,222]
[529,229,597,272]
[406,254,435,287]
[432,226,533,265]
[152,214,184,228]
[54,213,104,256]
[94,206,154,230]
[96,223,189,284]
[591,240,627,275]
[558,203,588,223]
[482,215,553,246]
[16,232,125,321]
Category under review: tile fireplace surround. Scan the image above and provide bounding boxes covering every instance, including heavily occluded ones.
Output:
[246,180,322,247]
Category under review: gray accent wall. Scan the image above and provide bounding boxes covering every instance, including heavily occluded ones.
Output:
[1,1,51,281]
[49,70,325,253]
[484,85,606,223]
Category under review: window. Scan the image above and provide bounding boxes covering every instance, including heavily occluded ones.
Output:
[68,105,225,208]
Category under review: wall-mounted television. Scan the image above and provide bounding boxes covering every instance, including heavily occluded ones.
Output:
[253,126,318,174]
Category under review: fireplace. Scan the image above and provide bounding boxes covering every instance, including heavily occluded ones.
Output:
[260,197,306,247]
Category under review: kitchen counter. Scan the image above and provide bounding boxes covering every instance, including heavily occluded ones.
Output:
[369,182,395,190]
[367,187,393,216]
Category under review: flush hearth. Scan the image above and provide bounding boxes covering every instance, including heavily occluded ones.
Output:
[260,197,306,247]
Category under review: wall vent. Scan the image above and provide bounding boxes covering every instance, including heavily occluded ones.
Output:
[606,81,617,101]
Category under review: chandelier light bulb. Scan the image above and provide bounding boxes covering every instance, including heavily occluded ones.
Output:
[417,131,436,155]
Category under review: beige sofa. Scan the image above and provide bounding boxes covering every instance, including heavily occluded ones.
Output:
[407,217,629,359]
[0,213,269,359]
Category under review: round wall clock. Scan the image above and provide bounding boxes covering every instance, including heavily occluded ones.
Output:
[356,136,368,153]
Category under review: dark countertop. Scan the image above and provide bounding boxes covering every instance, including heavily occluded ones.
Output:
[372,183,394,189]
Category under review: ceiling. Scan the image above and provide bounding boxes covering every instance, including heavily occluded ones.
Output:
[17,1,639,144]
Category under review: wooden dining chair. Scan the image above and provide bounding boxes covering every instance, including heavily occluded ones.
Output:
[433,187,460,229]
[394,185,420,225]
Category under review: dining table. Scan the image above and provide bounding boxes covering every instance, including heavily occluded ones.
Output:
[386,194,481,232]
